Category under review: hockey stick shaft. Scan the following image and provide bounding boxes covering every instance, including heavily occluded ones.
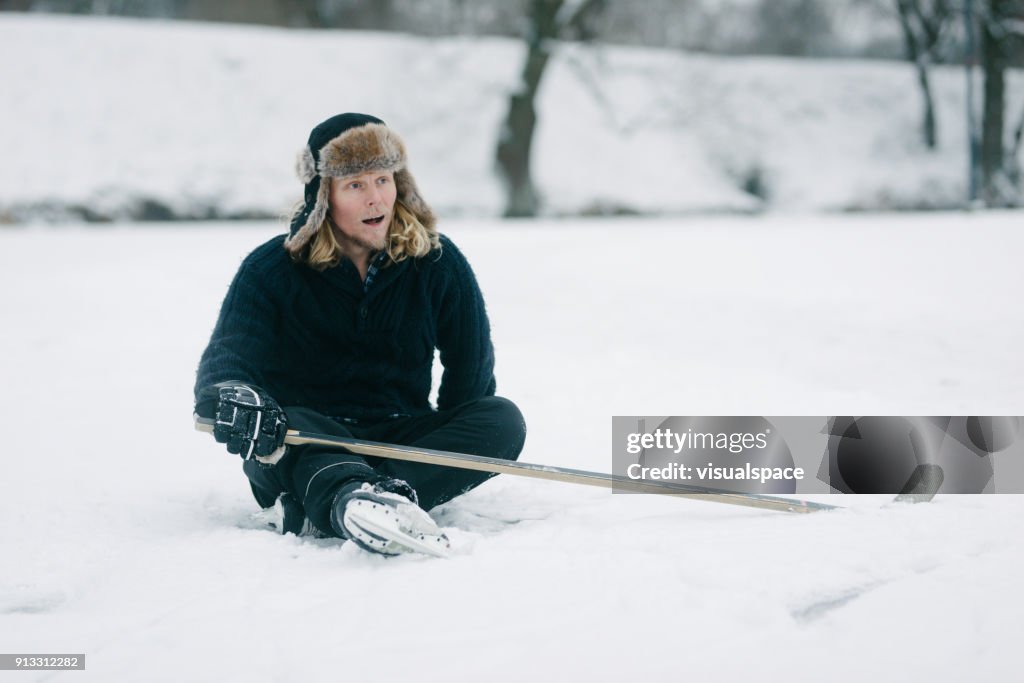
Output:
[194,415,837,514]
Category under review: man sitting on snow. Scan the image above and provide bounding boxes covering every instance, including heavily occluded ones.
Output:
[193,113,526,557]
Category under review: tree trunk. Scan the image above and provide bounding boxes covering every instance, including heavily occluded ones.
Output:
[1010,106,1024,187]
[495,0,561,218]
[895,0,940,149]
[980,0,1009,205]
[917,65,938,149]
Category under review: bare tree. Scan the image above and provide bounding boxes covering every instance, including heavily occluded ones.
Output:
[1009,99,1024,189]
[977,0,1024,205]
[895,0,954,149]
[495,0,605,217]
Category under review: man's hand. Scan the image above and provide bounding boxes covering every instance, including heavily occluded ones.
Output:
[213,384,288,461]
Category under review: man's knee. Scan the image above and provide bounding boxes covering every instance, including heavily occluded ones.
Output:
[476,396,526,459]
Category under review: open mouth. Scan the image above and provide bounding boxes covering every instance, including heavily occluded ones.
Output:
[362,215,386,226]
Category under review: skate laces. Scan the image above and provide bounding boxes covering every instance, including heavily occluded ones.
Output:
[371,478,419,505]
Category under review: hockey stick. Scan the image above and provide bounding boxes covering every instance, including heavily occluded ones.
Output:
[195,415,846,514]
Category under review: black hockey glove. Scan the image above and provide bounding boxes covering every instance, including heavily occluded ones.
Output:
[212,383,288,461]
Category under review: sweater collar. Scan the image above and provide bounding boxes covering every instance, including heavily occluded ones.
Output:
[315,252,409,298]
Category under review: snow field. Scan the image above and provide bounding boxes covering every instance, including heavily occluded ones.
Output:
[1,214,1022,680]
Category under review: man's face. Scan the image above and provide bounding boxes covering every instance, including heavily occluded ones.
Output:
[327,171,398,252]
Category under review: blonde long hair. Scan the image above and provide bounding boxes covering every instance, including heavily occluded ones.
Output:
[299,199,439,271]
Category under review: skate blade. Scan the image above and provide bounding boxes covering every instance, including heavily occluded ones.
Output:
[345,501,452,558]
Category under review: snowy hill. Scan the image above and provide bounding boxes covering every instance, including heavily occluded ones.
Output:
[1,212,1023,681]
[2,13,1022,222]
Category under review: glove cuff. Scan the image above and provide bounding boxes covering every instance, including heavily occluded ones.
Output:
[255,445,288,466]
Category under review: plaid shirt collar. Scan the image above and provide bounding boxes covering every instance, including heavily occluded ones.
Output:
[362,251,389,293]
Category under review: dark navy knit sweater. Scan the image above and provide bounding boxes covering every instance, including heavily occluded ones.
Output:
[194,234,496,421]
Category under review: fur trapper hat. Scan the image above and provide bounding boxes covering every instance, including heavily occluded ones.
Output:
[285,113,436,255]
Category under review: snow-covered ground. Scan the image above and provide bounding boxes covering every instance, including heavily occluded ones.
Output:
[3,13,1022,222]
[1,213,1022,682]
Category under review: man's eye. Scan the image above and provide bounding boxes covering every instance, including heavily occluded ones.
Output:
[377,177,390,185]
[349,182,361,189]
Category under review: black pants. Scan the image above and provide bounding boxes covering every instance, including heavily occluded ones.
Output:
[242,396,526,536]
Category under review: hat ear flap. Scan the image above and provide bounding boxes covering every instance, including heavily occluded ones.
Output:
[394,168,437,232]
[296,145,317,184]
[285,176,331,256]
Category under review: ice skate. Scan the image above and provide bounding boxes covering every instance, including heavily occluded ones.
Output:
[331,479,451,558]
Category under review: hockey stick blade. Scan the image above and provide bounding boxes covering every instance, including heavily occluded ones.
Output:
[195,415,842,514]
